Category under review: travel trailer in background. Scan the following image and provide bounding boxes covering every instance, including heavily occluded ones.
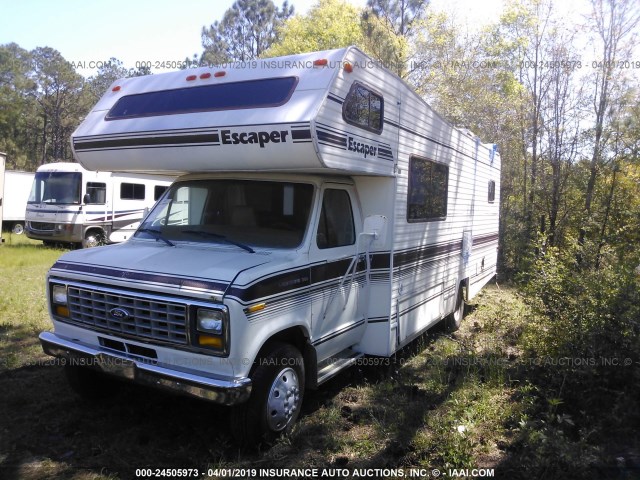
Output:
[0,152,5,243]
[26,162,173,247]
[2,170,35,235]
[39,47,501,443]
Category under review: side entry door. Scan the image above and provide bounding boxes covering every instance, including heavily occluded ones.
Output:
[310,184,365,360]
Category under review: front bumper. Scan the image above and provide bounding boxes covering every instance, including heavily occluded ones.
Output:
[40,332,251,405]
[26,223,82,243]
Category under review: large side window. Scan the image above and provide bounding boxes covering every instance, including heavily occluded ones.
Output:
[317,189,355,249]
[343,82,383,133]
[120,183,145,200]
[85,182,106,204]
[407,155,449,222]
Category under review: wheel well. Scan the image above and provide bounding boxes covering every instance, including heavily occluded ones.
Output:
[84,227,105,239]
[254,326,317,389]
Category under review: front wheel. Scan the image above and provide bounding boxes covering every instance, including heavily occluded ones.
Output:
[12,223,24,235]
[82,230,105,248]
[230,343,305,446]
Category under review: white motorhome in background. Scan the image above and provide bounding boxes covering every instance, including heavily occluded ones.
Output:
[26,162,173,247]
[2,170,35,234]
[39,47,501,443]
[0,152,5,243]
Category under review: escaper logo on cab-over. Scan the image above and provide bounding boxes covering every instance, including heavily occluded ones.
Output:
[221,129,289,148]
[347,136,377,159]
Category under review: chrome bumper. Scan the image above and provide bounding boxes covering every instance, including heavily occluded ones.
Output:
[39,332,251,405]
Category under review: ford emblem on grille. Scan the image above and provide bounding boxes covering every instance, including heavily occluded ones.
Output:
[109,307,131,320]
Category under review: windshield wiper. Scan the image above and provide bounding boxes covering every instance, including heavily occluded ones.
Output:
[182,230,255,253]
[137,228,175,247]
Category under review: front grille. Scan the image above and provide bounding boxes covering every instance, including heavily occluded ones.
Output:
[31,221,55,231]
[66,286,188,345]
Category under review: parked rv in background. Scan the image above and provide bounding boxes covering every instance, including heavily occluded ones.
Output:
[0,152,5,243]
[2,170,35,235]
[26,162,173,248]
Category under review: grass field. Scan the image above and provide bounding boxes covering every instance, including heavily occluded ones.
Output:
[0,234,69,372]
[0,235,638,479]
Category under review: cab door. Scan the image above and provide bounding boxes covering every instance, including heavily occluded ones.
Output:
[309,184,366,360]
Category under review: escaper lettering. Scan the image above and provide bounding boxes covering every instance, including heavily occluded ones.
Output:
[221,129,289,148]
[348,136,377,159]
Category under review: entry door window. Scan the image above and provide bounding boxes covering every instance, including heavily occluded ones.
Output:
[316,189,355,249]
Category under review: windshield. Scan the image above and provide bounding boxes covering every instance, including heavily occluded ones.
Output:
[28,172,82,205]
[135,179,314,250]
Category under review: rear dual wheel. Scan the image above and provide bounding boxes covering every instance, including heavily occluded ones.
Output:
[446,287,466,332]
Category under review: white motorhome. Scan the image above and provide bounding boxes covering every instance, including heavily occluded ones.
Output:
[26,162,173,247]
[0,152,5,243]
[39,47,501,443]
[2,170,35,234]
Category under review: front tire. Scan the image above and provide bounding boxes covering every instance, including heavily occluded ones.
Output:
[230,343,305,446]
[12,223,24,235]
[82,230,105,248]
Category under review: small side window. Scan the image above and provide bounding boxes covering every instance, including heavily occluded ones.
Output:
[121,183,145,200]
[317,189,355,249]
[488,180,496,203]
[85,182,106,204]
[154,185,168,201]
[343,82,383,133]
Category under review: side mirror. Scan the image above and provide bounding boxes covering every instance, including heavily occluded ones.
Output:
[83,193,91,204]
[363,215,387,248]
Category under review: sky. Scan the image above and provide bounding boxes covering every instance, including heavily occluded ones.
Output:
[1,0,505,77]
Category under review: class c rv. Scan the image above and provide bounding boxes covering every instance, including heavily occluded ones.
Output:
[26,162,173,247]
[39,47,501,443]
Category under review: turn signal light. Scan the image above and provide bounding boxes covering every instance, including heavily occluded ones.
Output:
[198,335,223,348]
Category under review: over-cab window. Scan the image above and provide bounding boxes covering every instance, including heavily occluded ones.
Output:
[106,77,298,120]
[317,189,355,249]
[121,183,145,200]
[407,155,449,222]
[343,82,383,133]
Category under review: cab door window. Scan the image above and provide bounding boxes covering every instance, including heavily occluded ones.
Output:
[316,189,355,249]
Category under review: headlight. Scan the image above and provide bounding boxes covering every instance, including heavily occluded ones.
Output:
[195,307,228,353]
[197,309,224,334]
[52,284,68,304]
[51,284,70,318]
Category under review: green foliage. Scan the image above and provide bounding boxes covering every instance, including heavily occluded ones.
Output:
[201,0,294,64]
[265,0,364,57]
[521,242,640,359]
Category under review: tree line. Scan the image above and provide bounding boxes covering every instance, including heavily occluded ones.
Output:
[1,0,639,277]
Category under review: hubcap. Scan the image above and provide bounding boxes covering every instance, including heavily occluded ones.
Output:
[84,235,99,248]
[266,367,301,431]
